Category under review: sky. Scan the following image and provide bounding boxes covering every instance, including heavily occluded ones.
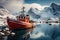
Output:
[24,0,60,5]
[0,0,60,6]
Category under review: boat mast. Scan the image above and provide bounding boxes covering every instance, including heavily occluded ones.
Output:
[19,6,25,19]
[22,6,25,14]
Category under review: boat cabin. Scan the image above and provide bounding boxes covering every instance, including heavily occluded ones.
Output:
[16,14,30,23]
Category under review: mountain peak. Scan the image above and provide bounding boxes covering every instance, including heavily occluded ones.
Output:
[50,3,60,17]
[27,7,40,19]
[51,3,57,7]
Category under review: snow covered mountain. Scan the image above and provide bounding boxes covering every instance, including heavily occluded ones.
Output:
[0,6,15,26]
[27,8,40,19]
[25,3,60,20]
[25,5,54,20]
[50,3,60,17]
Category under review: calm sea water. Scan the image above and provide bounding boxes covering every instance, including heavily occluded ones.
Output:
[30,24,60,40]
[0,23,60,40]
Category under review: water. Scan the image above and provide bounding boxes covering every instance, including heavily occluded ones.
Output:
[30,24,60,40]
[0,24,60,40]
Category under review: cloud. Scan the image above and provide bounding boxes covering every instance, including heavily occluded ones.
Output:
[3,0,24,13]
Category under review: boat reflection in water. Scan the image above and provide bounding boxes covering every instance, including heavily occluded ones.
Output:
[7,28,34,40]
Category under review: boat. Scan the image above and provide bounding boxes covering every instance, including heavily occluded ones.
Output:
[7,16,33,30]
[7,7,34,30]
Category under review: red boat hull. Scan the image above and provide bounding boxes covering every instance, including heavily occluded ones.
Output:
[7,17,33,30]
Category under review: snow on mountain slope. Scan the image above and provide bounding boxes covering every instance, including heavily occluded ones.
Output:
[50,3,60,17]
[26,3,60,20]
[25,5,54,20]
[0,6,15,26]
[27,8,40,19]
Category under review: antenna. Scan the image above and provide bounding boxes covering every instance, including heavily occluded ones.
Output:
[22,6,25,14]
